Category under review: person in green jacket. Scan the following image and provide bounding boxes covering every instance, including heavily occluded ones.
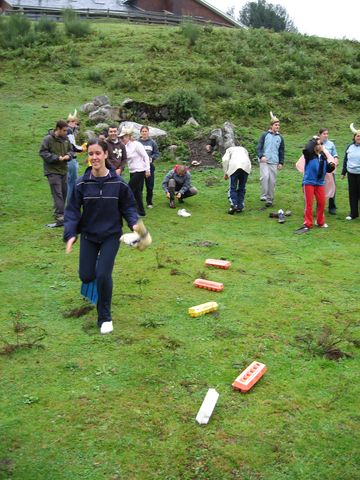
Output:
[39,120,73,227]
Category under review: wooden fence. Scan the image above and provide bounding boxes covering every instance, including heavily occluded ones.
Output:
[5,6,237,28]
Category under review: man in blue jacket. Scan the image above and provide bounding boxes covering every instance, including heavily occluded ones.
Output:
[257,112,285,207]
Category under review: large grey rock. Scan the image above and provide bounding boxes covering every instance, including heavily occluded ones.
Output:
[185,117,200,127]
[94,123,109,133]
[93,95,110,107]
[80,102,97,114]
[121,98,134,107]
[120,99,169,122]
[119,121,167,139]
[84,130,96,141]
[89,106,121,123]
[209,122,236,155]
[222,122,236,150]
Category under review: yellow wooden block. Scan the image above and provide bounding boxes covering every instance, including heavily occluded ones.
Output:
[188,301,218,318]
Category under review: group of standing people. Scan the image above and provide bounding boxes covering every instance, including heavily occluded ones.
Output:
[219,112,360,235]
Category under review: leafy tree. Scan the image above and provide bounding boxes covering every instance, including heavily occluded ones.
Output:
[239,0,297,32]
[226,6,235,19]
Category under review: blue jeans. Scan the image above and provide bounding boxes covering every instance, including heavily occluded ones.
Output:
[79,234,120,326]
[228,168,248,210]
[67,159,78,203]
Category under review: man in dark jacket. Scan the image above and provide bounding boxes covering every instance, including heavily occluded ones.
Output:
[106,125,127,175]
[39,120,73,227]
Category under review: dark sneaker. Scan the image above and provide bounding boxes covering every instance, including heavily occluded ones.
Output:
[236,208,243,213]
[294,226,309,234]
[265,201,273,207]
[328,208,336,215]
[169,200,175,208]
[228,206,237,215]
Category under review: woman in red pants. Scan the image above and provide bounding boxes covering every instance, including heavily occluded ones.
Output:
[295,137,335,234]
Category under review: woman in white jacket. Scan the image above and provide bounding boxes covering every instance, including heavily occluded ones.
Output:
[119,127,150,216]
[222,146,252,215]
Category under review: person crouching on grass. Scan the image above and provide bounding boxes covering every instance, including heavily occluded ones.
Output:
[295,137,335,235]
[162,164,198,208]
[64,139,139,334]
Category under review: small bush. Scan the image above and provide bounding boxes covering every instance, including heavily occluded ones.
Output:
[0,14,35,49]
[207,84,233,99]
[35,16,57,36]
[181,21,201,48]
[69,53,81,68]
[63,9,91,38]
[86,69,102,83]
[166,90,203,125]
[203,23,213,34]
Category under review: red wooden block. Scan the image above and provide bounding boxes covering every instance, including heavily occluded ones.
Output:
[193,278,224,292]
[205,259,231,269]
[232,361,267,393]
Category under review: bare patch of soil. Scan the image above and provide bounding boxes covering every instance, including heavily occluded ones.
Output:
[188,138,221,169]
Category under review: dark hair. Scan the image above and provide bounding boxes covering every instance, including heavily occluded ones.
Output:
[140,125,149,132]
[87,138,109,153]
[55,120,68,130]
[318,128,328,135]
[108,124,118,130]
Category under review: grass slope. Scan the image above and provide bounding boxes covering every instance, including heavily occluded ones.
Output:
[0,21,359,480]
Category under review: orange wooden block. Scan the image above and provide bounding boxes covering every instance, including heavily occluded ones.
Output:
[232,361,267,393]
[205,259,231,269]
[193,278,224,292]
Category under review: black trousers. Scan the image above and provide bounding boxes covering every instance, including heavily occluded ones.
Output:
[347,172,360,218]
[328,173,336,210]
[145,163,155,206]
[129,171,146,216]
[79,234,120,326]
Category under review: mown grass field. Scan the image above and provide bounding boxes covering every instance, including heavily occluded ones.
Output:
[0,20,360,480]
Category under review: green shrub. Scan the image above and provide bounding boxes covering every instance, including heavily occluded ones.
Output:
[63,9,91,38]
[0,14,35,49]
[69,53,81,68]
[35,16,57,36]
[86,69,102,82]
[166,89,203,125]
[207,84,233,99]
[203,23,213,34]
[180,21,201,48]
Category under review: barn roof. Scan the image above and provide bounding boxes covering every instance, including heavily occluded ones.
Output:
[194,0,243,28]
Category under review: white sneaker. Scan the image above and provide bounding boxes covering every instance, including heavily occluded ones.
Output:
[147,204,153,209]
[319,223,328,228]
[346,216,353,220]
[177,209,191,217]
[100,321,113,334]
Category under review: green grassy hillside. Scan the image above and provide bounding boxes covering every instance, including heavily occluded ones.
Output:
[0,20,359,480]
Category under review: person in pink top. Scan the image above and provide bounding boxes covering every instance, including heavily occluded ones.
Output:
[119,127,150,217]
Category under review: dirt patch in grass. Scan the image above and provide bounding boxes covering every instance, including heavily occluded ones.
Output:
[188,138,220,169]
